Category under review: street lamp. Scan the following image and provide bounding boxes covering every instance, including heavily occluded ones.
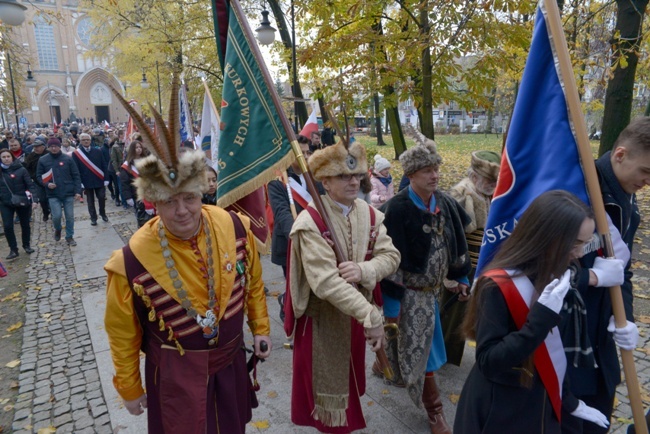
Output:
[140,62,162,115]
[0,0,26,27]
[140,67,150,89]
[255,3,298,132]
[255,8,276,46]
[25,62,36,88]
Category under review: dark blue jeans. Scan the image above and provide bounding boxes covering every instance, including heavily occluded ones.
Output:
[49,196,75,239]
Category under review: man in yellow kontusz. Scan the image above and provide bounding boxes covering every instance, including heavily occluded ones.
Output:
[104,83,271,433]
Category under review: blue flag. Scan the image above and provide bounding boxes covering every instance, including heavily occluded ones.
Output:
[475,4,591,275]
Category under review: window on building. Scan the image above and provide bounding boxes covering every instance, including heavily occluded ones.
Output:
[34,16,59,70]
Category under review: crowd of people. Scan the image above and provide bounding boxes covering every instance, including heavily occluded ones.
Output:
[0,121,163,256]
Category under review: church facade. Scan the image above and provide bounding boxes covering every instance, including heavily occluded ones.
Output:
[7,0,128,126]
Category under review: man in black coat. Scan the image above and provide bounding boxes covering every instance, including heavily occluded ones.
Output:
[562,117,650,434]
[36,138,82,245]
[72,133,109,225]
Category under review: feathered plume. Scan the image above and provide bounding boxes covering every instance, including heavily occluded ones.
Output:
[403,123,437,151]
[109,85,172,167]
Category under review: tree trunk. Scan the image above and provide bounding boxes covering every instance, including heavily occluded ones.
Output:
[419,6,434,140]
[373,92,386,145]
[599,0,649,156]
[372,15,405,156]
[268,0,308,128]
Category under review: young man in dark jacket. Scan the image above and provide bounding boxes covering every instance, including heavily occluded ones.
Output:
[36,138,82,245]
[562,116,650,434]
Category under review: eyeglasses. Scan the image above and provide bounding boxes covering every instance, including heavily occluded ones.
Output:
[335,173,364,182]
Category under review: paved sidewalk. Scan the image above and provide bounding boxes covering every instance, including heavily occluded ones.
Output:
[10,202,650,433]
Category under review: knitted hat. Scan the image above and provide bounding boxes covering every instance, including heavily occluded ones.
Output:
[374,154,391,172]
[308,141,368,182]
[47,138,61,147]
[33,139,46,147]
[110,74,209,203]
[399,142,441,177]
[471,150,501,182]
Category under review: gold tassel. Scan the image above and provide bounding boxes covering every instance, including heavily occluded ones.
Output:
[148,308,156,322]
[159,317,166,331]
[133,283,145,296]
[167,327,174,341]
[142,295,151,308]
[175,340,185,356]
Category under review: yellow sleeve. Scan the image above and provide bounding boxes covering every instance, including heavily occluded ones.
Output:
[243,223,270,336]
[104,250,145,401]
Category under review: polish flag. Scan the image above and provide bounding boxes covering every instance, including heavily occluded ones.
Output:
[41,169,54,184]
[298,108,319,138]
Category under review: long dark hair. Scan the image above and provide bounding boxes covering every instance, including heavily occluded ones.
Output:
[463,190,593,341]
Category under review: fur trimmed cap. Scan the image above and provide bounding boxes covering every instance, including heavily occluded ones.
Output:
[471,150,501,182]
[134,149,209,203]
[308,141,368,181]
[399,142,442,177]
[109,73,209,203]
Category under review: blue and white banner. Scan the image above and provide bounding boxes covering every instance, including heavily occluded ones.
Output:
[475,3,591,275]
[200,83,221,166]
[179,82,194,146]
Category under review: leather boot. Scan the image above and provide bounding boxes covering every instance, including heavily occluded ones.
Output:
[422,375,452,434]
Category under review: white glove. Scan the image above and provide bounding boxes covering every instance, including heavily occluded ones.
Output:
[591,257,625,288]
[607,315,639,351]
[145,208,154,215]
[104,181,109,186]
[126,198,134,207]
[80,183,84,189]
[537,270,571,314]
[570,400,609,428]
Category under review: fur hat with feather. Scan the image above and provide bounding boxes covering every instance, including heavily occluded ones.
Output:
[109,73,208,203]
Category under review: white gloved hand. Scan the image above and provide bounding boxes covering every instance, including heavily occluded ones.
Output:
[145,208,154,215]
[570,400,609,428]
[590,257,625,288]
[607,315,639,351]
[126,198,135,207]
[537,269,571,314]
[104,181,109,186]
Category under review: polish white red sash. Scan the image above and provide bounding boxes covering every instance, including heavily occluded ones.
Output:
[121,161,139,178]
[288,176,312,210]
[74,148,104,181]
[483,268,566,421]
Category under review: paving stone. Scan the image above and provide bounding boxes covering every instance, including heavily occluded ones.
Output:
[90,403,108,418]
[53,412,72,427]
[74,415,94,430]
[33,419,55,430]
[11,416,32,431]
[53,402,70,417]
[70,385,84,395]
[13,408,31,420]
[71,396,87,411]
[33,402,52,413]
[56,423,75,433]
[32,410,51,422]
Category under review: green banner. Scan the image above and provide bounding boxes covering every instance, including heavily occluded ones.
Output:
[214,3,293,206]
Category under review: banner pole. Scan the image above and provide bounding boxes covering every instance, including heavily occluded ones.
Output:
[542,0,647,430]
[225,0,394,379]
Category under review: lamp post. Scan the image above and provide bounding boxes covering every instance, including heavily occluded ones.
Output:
[140,62,162,115]
[0,0,27,135]
[255,4,298,131]
[156,60,162,116]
